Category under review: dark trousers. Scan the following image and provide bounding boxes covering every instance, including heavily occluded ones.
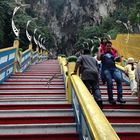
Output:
[83,80,102,102]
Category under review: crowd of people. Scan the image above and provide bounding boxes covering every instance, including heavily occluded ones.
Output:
[72,37,140,109]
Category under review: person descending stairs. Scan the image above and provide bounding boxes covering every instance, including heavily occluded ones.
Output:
[0,60,79,140]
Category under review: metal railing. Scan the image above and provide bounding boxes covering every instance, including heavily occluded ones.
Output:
[0,39,48,84]
[59,56,120,140]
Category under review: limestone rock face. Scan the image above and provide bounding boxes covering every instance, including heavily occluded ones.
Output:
[33,0,116,52]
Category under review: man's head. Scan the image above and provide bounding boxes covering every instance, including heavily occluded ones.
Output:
[101,37,108,44]
[83,48,90,55]
[106,41,112,51]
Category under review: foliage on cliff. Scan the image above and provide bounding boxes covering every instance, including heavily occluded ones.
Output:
[74,0,140,55]
[0,0,139,54]
[0,0,54,50]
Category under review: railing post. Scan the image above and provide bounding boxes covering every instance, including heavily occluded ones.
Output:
[13,38,20,73]
[36,47,39,63]
[40,49,43,62]
[19,51,22,72]
[67,56,77,103]
[29,42,33,64]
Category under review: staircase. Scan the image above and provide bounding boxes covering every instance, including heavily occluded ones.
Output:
[0,60,79,140]
[100,80,140,140]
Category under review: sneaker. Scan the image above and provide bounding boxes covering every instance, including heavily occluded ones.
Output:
[109,99,116,105]
[131,91,137,96]
[117,98,126,104]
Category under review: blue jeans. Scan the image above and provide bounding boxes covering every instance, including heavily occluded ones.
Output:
[101,64,106,83]
[83,80,102,101]
[104,69,122,100]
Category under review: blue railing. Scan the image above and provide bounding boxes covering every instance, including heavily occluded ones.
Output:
[0,40,48,84]
[20,49,31,72]
[0,48,16,84]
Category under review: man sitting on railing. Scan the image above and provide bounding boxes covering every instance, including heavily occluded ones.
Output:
[72,48,103,109]
[97,41,126,104]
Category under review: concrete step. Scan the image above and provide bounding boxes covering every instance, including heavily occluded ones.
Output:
[103,109,140,116]
[103,104,140,109]
[107,116,140,123]
[117,132,140,140]
[0,104,72,110]
[100,90,131,94]
[0,116,75,125]
[0,100,68,105]
[10,76,63,79]
[0,109,74,117]
[0,90,65,94]
[0,123,77,134]
[0,85,65,89]
[0,98,66,102]
[0,133,79,140]
[100,85,130,90]
[6,79,64,82]
[0,95,65,98]
[2,81,64,85]
[0,60,79,139]
[102,97,139,105]
[112,123,140,132]
[14,73,62,75]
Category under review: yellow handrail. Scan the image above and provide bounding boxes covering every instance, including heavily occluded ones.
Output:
[71,75,119,140]
[0,47,15,52]
[58,56,119,140]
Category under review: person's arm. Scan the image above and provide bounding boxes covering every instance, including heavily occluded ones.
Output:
[97,47,102,60]
[124,66,129,77]
[71,57,82,75]
[71,61,81,75]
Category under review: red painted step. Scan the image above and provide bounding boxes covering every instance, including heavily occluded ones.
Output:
[2,83,64,86]
[6,79,63,82]
[107,116,140,123]
[0,93,65,96]
[0,116,75,124]
[0,87,64,90]
[118,132,140,140]
[0,104,72,110]
[13,72,62,77]
[0,60,79,140]
[104,104,140,109]
[0,133,79,140]
[101,78,140,139]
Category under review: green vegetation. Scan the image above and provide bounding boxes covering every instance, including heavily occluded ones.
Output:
[0,0,139,55]
[67,56,77,62]
[75,0,140,55]
[0,0,54,50]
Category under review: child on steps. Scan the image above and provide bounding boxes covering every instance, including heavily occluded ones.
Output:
[125,57,137,96]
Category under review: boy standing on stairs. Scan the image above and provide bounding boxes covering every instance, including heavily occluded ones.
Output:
[97,41,126,104]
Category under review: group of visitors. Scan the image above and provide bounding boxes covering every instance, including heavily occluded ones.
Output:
[72,37,140,109]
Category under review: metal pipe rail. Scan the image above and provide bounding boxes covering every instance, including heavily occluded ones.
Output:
[0,40,48,84]
[59,56,120,140]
